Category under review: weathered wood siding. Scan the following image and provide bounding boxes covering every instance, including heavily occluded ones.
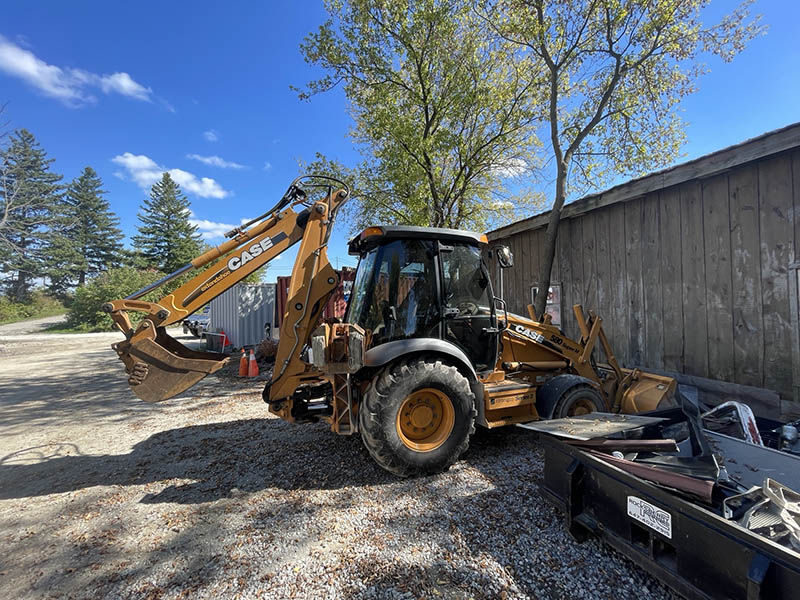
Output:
[492,149,800,401]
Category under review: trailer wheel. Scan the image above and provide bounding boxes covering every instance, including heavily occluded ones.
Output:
[553,384,604,418]
[360,357,476,477]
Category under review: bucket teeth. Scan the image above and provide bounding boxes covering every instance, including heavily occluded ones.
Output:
[128,362,150,386]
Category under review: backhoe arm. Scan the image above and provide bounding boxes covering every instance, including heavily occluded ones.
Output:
[104,176,350,403]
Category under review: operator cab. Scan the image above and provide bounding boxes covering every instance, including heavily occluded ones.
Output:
[347,226,499,373]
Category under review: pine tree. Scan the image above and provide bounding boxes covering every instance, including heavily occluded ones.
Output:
[0,129,62,301]
[46,166,124,295]
[132,172,202,273]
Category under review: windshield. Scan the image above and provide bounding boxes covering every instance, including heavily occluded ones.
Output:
[347,239,439,347]
[346,248,377,328]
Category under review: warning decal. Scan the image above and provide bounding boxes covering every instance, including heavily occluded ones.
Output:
[627,496,672,539]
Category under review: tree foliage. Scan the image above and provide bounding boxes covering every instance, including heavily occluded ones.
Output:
[482,0,764,315]
[0,291,64,325]
[298,0,544,232]
[132,172,202,273]
[0,128,63,301]
[67,266,165,331]
[46,166,124,296]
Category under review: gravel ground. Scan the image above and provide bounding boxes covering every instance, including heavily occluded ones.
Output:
[0,321,678,599]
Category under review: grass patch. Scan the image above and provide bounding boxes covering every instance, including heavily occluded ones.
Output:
[0,293,67,325]
[42,323,97,334]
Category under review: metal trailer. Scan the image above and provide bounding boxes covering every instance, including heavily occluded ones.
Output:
[539,433,800,600]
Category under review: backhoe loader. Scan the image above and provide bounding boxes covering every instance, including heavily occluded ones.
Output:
[104,175,676,476]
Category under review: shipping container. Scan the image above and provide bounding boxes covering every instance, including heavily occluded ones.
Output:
[209,283,276,349]
[275,267,355,329]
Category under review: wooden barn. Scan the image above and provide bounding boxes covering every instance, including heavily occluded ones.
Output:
[487,123,800,413]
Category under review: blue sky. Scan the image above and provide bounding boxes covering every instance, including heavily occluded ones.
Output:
[1,1,799,282]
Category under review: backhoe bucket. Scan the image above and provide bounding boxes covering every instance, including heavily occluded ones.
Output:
[112,327,228,402]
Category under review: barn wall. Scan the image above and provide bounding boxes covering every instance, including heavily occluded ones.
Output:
[492,149,800,401]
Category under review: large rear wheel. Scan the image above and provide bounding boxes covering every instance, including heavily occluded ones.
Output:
[359,357,476,477]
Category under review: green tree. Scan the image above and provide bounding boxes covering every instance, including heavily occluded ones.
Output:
[46,166,124,295]
[483,0,763,316]
[132,172,202,273]
[43,226,82,298]
[67,266,165,331]
[0,128,63,301]
[298,0,543,232]
[70,167,123,285]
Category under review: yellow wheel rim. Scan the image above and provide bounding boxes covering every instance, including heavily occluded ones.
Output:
[567,398,596,417]
[396,388,455,452]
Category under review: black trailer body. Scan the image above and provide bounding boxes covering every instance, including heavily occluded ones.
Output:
[540,434,800,600]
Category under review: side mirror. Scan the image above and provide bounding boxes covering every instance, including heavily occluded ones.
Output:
[497,245,514,268]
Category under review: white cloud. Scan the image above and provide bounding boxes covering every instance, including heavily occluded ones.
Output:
[187,214,255,241]
[263,161,272,172]
[188,217,236,240]
[0,34,154,106]
[112,152,230,199]
[14,35,31,49]
[493,157,528,178]
[489,200,514,210]
[186,154,247,169]
[159,98,177,113]
[98,71,151,101]
[203,129,219,142]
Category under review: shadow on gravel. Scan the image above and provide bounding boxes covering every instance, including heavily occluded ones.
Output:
[0,417,543,504]
[0,418,397,501]
[0,348,147,428]
[340,560,507,599]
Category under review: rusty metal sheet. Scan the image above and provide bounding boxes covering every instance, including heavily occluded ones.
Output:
[588,450,715,503]
[568,438,679,453]
[516,412,665,440]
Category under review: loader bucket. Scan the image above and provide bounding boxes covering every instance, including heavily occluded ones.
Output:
[620,370,678,414]
[112,327,228,402]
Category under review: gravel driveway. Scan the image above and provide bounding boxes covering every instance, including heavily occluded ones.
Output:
[0,319,676,599]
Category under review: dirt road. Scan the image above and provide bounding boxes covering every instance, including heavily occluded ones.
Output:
[0,314,70,336]
[0,320,675,599]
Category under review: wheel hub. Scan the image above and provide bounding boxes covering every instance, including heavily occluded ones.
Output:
[409,405,434,429]
[568,398,596,416]
[396,388,455,452]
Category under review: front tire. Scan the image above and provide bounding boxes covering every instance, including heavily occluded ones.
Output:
[359,357,476,477]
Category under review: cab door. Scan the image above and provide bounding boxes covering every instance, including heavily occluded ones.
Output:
[439,243,499,372]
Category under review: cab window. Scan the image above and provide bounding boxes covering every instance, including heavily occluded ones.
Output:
[350,239,439,346]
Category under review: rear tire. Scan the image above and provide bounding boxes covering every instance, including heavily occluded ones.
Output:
[553,384,604,418]
[359,357,476,477]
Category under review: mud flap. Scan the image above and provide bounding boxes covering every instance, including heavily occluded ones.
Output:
[112,327,228,402]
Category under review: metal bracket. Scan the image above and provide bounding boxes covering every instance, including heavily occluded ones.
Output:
[565,458,588,541]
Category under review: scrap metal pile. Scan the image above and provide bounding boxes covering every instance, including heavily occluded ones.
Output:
[526,393,800,598]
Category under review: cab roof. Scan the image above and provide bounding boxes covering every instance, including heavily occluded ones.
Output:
[348,225,488,255]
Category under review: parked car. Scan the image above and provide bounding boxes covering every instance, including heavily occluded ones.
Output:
[182,305,210,338]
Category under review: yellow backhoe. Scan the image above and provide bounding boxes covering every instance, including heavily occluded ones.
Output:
[104,175,675,476]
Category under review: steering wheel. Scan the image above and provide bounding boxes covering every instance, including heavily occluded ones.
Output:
[457,300,479,316]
